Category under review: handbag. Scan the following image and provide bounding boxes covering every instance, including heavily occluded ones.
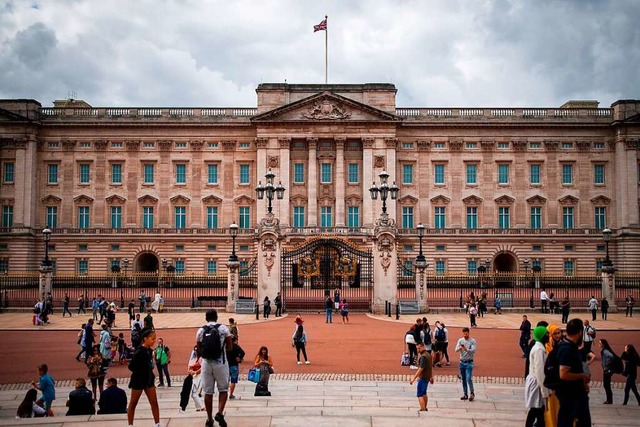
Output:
[248,367,261,383]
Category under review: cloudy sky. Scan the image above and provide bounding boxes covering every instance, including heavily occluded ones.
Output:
[1,0,639,108]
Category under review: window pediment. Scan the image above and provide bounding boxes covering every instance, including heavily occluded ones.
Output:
[590,195,611,205]
[73,195,94,204]
[526,195,547,205]
[170,195,191,205]
[398,195,418,205]
[430,195,450,205]
[138,195,158,204]
[202,195,223,205]
[105,195,126,204]
[234,195,255,205]
[290,195,307,207]
[494,195,515,206]
[346,195,363,206]
[462,195,483,205]
[41,195,62,204]
[558,195,579,205]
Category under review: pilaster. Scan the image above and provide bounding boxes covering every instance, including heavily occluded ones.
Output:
[385,137,398,223]
[415,264,429,312]
[335,137,346,226]
[256,137,269,222]
[256,231,281,305]
[372,231,398,313]
[307,138,318,226]
[362,137,375,227]
[278,137,291,226]
[226,261,240,312]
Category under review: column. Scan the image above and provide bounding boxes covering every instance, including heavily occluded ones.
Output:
[362,137,374,226]
[278,137,291,226]
[602,270,617,310]
[226,261,240,312]
[625,141,639,226]
[307,138,318,226]
[256,138,268,221]
[256,233,281,304]
[415,264,428,312]
[372,232,398,313]
[13,139,28,227]
[335,137,346,226]
[385,138,398,222]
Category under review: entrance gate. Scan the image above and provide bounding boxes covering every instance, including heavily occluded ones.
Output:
[281,238,373,312]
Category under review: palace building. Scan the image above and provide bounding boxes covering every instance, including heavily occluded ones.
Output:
[0,83,639,292]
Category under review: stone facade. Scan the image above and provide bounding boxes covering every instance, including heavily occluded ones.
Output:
[0,83,639,276]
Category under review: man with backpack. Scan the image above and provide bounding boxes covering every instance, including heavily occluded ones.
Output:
[196,309,232,427]
[551,318,592,427]
[582,320,596,354]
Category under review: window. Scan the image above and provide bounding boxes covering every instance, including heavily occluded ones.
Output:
[291,206,305,228]
[111,164,122,184]
[175,245,184,251]
[206,207,218,229]
[402,207,414,229]
[48,164,58,184]
[562,207,574,229]
[321,163,332,183]
[175,142,187,149]
[78,244,88,252]
[112,142,123,148]
[0,259,8,272]
[207,260,218,275]
[110,259,120,270]
[348,163,359,183]
[240,245,249,252]
[594,142,605,149]
[77,259,88,274]
[239,164,250,184]
[466,142,477,149]
[434,142,446,149]
[402,164,413,184]
[532,245,542,252]
[293,163,305,183]
[436,245,445,251]
[563,260,575,276]
[435,207,446,229]
[530,207,542,229]
[562,142,573,149]
[594,207,606,229]
[468,245,478,252]
[208,142,218,149]
[498,207,510,229]
[562,164,573,185]
[46,206,57,228]
[403,245,414,252]
[597,245,605,252]
[498,164,509,184]
[239,260,249,276]
[239,142,250,148]
[175,164,186,184]
[174,260,185,274]
[110,206,122,228]
[466,164,477,185]
[144,164,154,184]
[78,206,90,228]
[239,207,250,229]
[320,206,332,227]
[207,164,219,184]
[403,260,414,277]
[2,206,13,227]
[594,164,605,185]
[529,142,541,149]
[174,207,186,229]
[565,245,574,251]
[466,207,478,229]
[498,142,509,149]
[402,142,414,149]
[143,142,155,148]
[142,207,154,228]
[48,142,59,148]
[530,164,541,185]
[111,245,120,251]
[596,259,604,272]
[435,260,446,275]
[79,164,90,184]
[347,206,360,227]
[532,259,542,271]
[434,164,445,184]
[3,162,14,183]
[467,260,478,273]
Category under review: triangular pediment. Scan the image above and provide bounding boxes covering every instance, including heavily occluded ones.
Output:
[290,195,308,207]
[73,195,94,204]
[105,194,126,204]
[41,195,62,204]
[0,108,32,122]
[494,195,515,205]
[398,195,418,205]
[462,195,483,205]
[170,194,191,204]
[251,92,401,123]
[590,195,611,205]
[430,195,450,205]
[234,195,255,205]
[138,195,158,204]
[202,195,223,204]
[558,195,579,205]
[526,195,547,205]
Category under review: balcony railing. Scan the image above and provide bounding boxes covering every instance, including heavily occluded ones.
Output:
[39,107,258,120]
[395,107,613,121]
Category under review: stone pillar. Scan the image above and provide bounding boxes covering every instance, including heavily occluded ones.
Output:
[256,138,269,221]
[256,231,281,305]
[226,261,239,312]
[385,138,398,223]
[307,138,318,226]
[39,265,53,302]
[602,269,617,311]
[335,137,346,226]
[362,137,375,227]
[278,138,291,226]
[372,231,398,313]
[415,263,428,312]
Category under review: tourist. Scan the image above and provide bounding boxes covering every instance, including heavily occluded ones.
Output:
[333,287,341,312]
[81,320,96,366]
[228,318,239,341]
[144,310,154,330]
[437,322,450,366]
[560,294,571,324]
[131,323,142,349]
[524,326,549,427]
[254,346,274,396]
[65,377,95,416]
[274,292,283,317]
[625,294,635,317]
[152,292,162,312]
[544,323,561,426]
[582,320,596,354]
[292,315,310,365]
[132,313,143,331]
[139,290,147,313]
[127,299,136,327]
[405,325,419,369]
[340,298,350,323]
[455,327,477,401]
[62,293,72,317]
[601,298,609,320]
[523,320,549,378]
[86,345,107,399]
[588,296,599,321]
[99,324,112,363]
[598,339,616,404]
[183,345,204,411]
[155,337,172,387]
[117,333,128,364]
[468,303,478,328]
[324,295,333,323]
[75,323,86,362]
[621,344,640,405]
[227,335,245,400]
[97,377,127,414]
[556,318,591,427]
[31,364,55,416]
[98,297,108,324]
[263,296,271,319]
[519,315,532,358]
[494,296,503,314]
[15,389,46,418]
[540,289,549,314]
[76,293,86,315]
[91,296,100,321]
[196,309,232,427]
[409,342,433,412]
[127,328,161,427]
[421,318,433,355]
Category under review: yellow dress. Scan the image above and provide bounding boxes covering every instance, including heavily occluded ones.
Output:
[544,392,559,427]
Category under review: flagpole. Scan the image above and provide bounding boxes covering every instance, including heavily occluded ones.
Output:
[325,15,328,84]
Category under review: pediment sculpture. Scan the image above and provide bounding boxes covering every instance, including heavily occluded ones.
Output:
[301,99,352,120]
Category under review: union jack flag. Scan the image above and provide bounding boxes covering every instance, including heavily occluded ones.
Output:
[314,18,327,32]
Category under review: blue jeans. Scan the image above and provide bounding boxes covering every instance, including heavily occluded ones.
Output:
[326,308,333,323]
[156,361,171,386]
[557,393,591,427]
[459,361,474,396]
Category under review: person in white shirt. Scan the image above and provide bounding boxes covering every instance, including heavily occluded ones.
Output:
[524,326,550,427]
[583,319,596,354]
[588,296,599,321]
[539,289,549,314]
[455,327,478,401]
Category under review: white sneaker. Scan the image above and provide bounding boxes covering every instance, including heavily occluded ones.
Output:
[410,365,419,370]
[297,361,302,365]
[305,361,310,364]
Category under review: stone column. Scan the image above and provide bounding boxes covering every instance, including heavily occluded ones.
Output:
[362,137,375,227]
[415,263,428,312]
[385,138,398,223]
[39,265,53,302]
[278,137,291,226]
[256,138,269,221]
[335,137,346,226]
[226,261,239,312]
[256,232,281,305]
[307,138,318,226]
[372,232,398,313]
[602,269,617,311]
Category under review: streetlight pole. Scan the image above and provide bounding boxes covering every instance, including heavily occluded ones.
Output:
[42,228,52,267]
[602,228,614,271]
[523,258,530,287]
[256,169,286,215]
[369,170,399,220]
[229,222,239,262]
[416,223,426,267]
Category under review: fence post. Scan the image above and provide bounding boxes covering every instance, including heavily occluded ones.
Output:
[459,291,463,309]
[385,300,388,316]
[120,290,125,309]
[387,301,391,317]
[395,303,400,320]
[529,291,534,309]
[191,288,196,309]
[256,303,260,320]
[3,290,7,308]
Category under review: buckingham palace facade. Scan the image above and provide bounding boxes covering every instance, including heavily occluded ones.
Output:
[0,83,639,277]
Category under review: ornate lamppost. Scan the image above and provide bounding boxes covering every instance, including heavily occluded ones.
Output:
[602,228,615,272]
[229,222,239,262]
[369,170,399,224]
[42,228,52,267]
[523,258,530,286]
[416,224,426,267]
[255,169,286,215]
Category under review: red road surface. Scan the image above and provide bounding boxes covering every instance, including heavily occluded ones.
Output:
[1,314,638,384]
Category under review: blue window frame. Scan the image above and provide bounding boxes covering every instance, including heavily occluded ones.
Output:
[435,260,446,275]
[467,260,478,273]
[530,164,540,185]
[402,207,414,229]
[466,164,477,185]
[466,207,477,229]
[174,206,186,229]
[320,206,332,227]
[403,260,414,277]
[207,206,218,229]
[532,260,542,271]
[2,206,13,227]
[530,207,542,229]
[594,164,605,184]
[498,207,510,229]
[435,207,446,229]
[77,259,88,274]
[46,206,57,228]
[110,259,120,270]
[594,207,606,229]
[239,206,250,229]
[78,206,90,228]
[348,163,359,183]
[596,259,603,273]
[563,207,574,229]
[48,164,58,184]
[144,164,154,184]
[111,164,122,184]
[498,164,509,184]
[239,164,250,184]
[3,162,14,183]
[142,207,154,228]
[207,164,219,184]
[293,163,305,183]
[348,206,360,227]
[207,260,218,275]
[293,206,305,228]
[175,164,186,184]
[563,260,574,276]
[174,260,185,274]
[403,164,413,184]
[562,164,573,185]
[321,163,332,183]
[110,206,122,228]
[434,164,445,184]
[79,164,90,183]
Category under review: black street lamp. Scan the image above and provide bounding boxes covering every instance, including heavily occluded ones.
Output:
[161,258,168,272]
[123,258,129,275]
[523,258,530,287]
[369,170,399,217]
[229,222,239,262]
[42,228,52,267]
[255,169,286,215]
[602,228,615,272]
[416,223,426,267]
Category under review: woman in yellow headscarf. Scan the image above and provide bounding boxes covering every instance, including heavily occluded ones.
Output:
[544,324,562,427]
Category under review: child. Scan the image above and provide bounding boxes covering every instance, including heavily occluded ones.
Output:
[118,333,127,364]
[31,364,55,416]
[143,310,154,331]
[127,328,160,427]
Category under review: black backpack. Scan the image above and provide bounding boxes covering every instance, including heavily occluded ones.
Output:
[435,327,446,342]
[612,354,624,375]
[543,344,562,390]
[200,324,223,361]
